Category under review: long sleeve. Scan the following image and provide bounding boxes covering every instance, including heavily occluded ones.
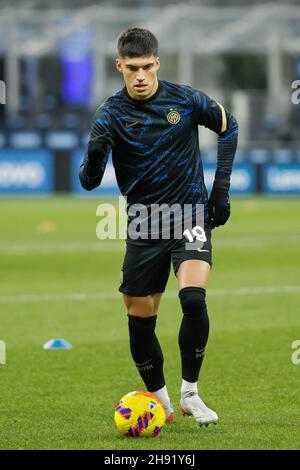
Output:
[79,104,114,191]
[192,90,239,191]
[215,108,238,191]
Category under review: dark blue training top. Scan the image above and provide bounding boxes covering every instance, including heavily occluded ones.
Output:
[80,79,238,224]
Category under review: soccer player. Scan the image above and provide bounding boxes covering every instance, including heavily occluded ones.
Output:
[80,28,238,426]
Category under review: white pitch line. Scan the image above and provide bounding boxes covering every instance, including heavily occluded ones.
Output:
[0,241,125,255]
[0,285,299,304]
[0,233,299,255]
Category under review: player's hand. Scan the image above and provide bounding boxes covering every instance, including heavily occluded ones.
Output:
[208,188,230,228]
[87,132,114,170]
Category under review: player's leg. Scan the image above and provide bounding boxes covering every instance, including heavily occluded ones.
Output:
[171,222,218,425]
[176,259,218,425]
[123,293,165,394]
[177,259,211,388]
[123,293,174,421]
[177,259,210,382]
[119,239,173,420]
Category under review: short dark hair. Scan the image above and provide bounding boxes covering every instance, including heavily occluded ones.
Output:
[117,27,158,58]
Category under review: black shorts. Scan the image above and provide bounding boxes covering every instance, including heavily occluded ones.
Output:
[119,225,212,297]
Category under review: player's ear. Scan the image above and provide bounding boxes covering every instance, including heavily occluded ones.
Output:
[116,58,122,73]
[156,57,161,70]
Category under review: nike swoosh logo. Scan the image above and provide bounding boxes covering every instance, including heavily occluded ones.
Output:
[125,121,140,128]
[197,248,209,252]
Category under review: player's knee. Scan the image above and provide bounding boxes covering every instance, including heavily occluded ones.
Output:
[179,287,208,320]
[123,294,155,317]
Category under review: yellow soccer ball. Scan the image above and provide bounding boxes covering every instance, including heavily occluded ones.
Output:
[114,390,166,437]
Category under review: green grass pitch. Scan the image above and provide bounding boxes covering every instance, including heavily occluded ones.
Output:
[0,196,299,450]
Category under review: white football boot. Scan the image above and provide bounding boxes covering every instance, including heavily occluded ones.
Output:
[165,403,175,423]
[180,391,218,426]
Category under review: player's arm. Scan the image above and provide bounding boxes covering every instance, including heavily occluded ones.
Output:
[193,91,238,228]
[79,106,114,191]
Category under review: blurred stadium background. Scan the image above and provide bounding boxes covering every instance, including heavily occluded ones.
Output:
[1,0,300,194]
[0,0,300,451]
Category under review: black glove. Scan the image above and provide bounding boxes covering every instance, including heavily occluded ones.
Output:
[87,132,114,172]
[208,188,230,228]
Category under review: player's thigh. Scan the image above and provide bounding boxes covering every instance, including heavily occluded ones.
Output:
[123,293,163,317]
[152,292,163,315]
[176,259,211,290]
[119,238,171,297]
[171,223,212,289]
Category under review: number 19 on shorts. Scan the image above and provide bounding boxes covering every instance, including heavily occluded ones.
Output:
[183,226,207,248]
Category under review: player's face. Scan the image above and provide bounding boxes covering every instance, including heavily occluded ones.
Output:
[116,55,160,100]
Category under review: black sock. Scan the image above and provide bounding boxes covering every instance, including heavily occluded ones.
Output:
[178,287,209,383]
[128,314,165,392]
